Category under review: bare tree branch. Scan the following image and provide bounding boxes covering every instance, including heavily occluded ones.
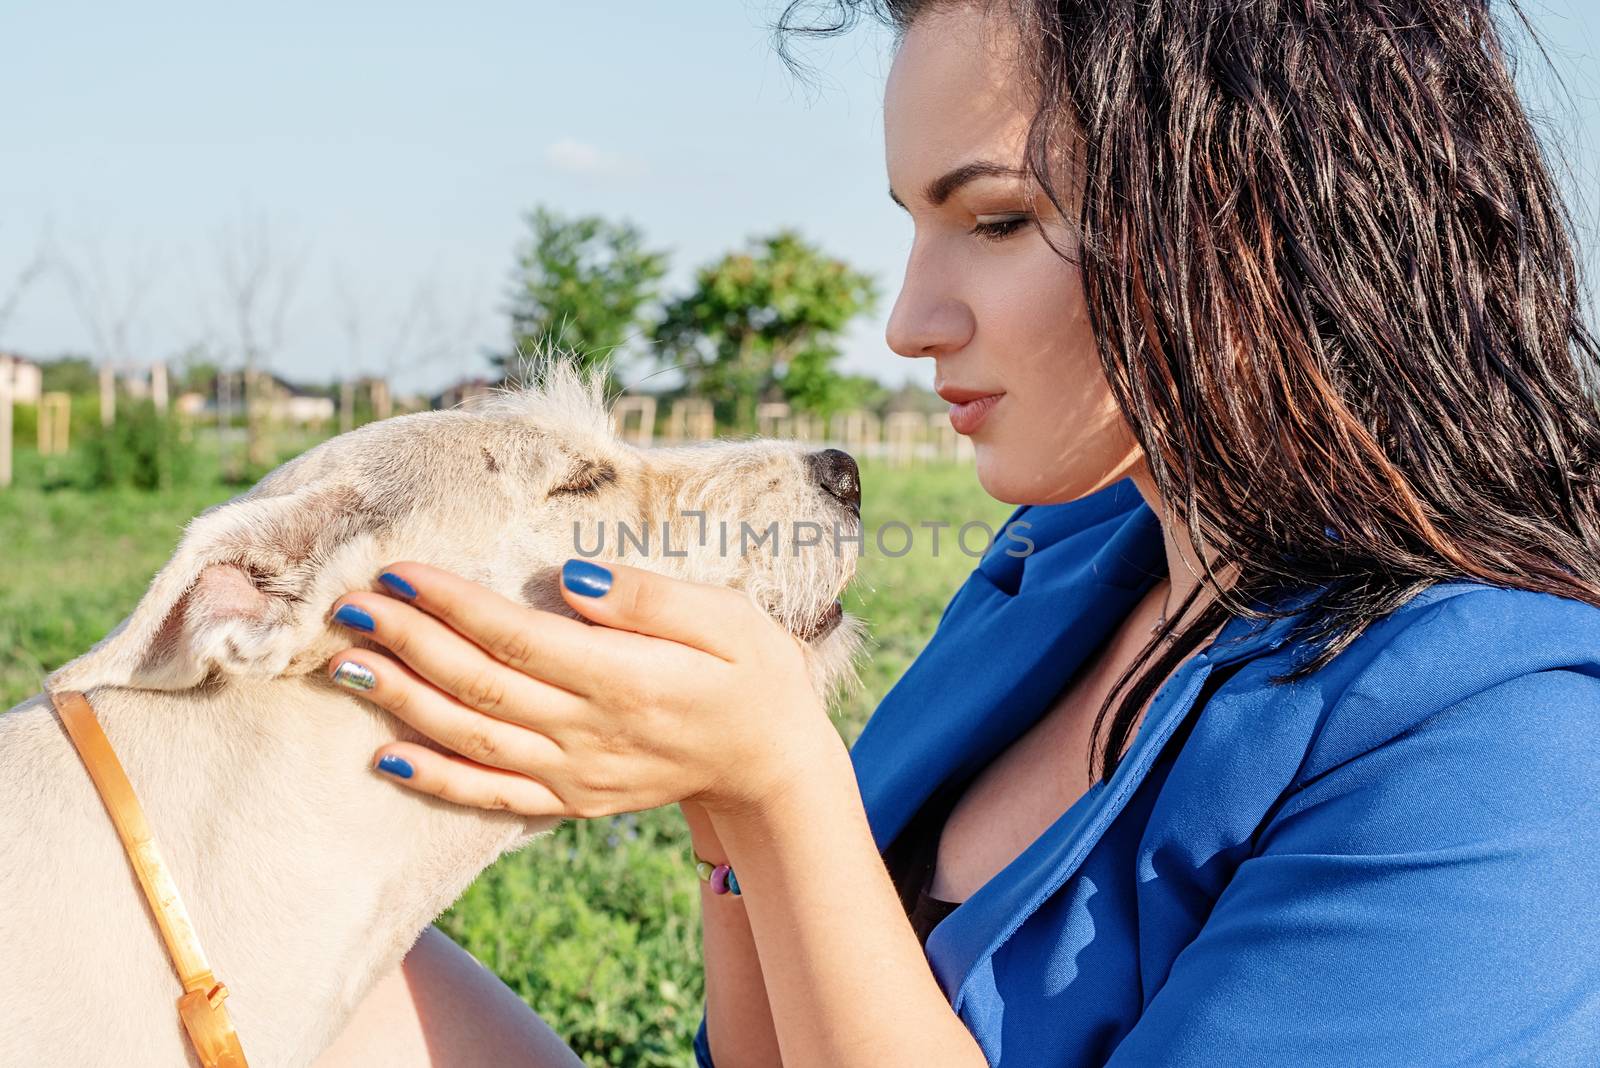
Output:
[59,233,162,368]
[211,211,310,467]
[0,249,48,344]
[213,212,307,375]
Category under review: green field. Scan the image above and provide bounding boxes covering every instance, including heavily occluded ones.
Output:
[0,442,1007,1066]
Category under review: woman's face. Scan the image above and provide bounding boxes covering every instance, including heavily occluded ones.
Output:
[883,3,1144,505]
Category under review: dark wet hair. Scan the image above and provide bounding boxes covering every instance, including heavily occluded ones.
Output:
[774,0,1600,783]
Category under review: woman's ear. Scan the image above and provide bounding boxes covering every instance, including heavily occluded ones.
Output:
[48,483,384,694]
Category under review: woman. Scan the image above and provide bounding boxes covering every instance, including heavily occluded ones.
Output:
[317,0,1600,1064]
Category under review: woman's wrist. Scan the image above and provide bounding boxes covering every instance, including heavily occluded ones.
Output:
[705,723,853,827]
[679,799,728,862]
[693,733,987,1067]
[705,735,859,862]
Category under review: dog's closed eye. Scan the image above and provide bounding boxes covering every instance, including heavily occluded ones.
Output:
[549,460,618,497]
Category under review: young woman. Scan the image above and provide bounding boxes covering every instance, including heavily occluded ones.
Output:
[316,0,1600,1064]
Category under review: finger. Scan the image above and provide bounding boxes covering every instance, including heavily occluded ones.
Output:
[556,557,760,661]
[330,593,584,725]
[369,741,572,820]
[328,649,566,774]
[370,562,631,697]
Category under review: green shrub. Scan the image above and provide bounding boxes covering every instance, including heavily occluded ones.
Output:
[80,400,198,491]
[438,812,704,1067]
[10,402,37,448]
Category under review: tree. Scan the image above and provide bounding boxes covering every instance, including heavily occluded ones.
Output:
[171,344,222,396]
[0,233,48,342]
[651,229,878,433]
[37,356,100,395]
[0,232,48,490]
[212,213,306,473]
[333,263,485,427]
[497,206,669,394]
[59,236,163,428]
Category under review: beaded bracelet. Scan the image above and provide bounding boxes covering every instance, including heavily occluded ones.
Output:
[693,852,742,896]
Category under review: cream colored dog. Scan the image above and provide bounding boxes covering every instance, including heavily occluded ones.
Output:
[0,359,863,1067]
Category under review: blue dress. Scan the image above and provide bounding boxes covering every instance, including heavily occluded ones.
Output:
[695,476,1600,1066]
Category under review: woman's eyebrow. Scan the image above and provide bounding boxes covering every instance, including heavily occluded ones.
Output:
[889,160,1028,211]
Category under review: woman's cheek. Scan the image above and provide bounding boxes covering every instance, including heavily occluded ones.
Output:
[980,251,1134,503]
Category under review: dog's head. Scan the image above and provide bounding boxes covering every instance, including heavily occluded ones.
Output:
[48,358,865,705]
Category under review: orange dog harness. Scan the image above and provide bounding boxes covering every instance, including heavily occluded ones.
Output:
[48,688,250,1068]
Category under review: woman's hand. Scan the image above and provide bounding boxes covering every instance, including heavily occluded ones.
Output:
[324,559,845,822]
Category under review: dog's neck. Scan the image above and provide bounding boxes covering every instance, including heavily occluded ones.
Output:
[0,674,549,1067]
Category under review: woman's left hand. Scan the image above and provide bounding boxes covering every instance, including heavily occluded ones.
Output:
[324,559,845,822]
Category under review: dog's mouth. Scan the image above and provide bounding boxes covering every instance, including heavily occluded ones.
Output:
[792,598,845,643]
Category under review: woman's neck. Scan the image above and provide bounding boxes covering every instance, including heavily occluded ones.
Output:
[1127,461,1239,634]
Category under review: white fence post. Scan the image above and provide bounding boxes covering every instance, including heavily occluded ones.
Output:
[99,364,116,427]
[666,398,714,442]
[0,354,12,490]
[340,379,355,434]
[756,402,791,439]
[374,378,392,422]
[612,396,657,447]
[151,361,169,416]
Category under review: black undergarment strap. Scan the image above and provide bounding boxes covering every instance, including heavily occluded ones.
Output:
[883,770,975,945]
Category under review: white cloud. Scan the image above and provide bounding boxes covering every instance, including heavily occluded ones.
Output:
[544,138,646,179]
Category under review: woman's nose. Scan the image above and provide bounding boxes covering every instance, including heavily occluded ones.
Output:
[885,261,974,359]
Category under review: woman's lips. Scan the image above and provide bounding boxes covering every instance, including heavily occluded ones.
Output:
[948,392,1004,435]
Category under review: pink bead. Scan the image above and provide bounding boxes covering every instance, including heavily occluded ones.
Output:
[709,863,731,894]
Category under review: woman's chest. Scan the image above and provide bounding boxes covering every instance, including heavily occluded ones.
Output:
[931,616,1228,902]
[929,651,1158,900]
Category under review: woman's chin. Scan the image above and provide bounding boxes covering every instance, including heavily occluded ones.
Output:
[972,446,1110,508]
[972,447,1042,506]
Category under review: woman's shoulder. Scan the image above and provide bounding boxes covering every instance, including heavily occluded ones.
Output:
[1288,580,1600,793]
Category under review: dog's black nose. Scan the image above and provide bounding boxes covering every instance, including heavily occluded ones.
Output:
[808,448,860,514]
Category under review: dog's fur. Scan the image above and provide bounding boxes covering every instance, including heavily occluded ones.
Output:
[0,359,864,1067]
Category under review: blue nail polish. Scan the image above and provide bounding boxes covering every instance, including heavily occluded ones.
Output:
[379,572,418,599]
[563,559,612,598]
[376,754,414,779]
[334,604,376,632]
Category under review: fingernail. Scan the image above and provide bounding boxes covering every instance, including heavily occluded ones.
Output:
[376,754,414,780]
[562,559,612,598]
[332,660,376,692]
[333,604,376,632]
[379,572,417,599]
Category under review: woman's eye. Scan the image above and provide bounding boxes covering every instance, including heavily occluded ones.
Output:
[971,214,1031,242]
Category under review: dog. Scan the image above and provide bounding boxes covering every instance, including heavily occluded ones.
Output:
[0,358,864,1067]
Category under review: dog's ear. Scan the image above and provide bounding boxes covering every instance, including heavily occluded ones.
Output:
[49,483,384,693]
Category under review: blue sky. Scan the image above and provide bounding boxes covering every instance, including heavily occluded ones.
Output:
[2,0,1595,396]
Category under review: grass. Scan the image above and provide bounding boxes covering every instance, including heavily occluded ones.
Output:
[1,441,1009,1066]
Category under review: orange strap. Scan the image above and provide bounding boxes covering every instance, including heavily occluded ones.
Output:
[49,689,250,1068]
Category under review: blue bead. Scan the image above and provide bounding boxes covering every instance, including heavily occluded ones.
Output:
[726,869,741,896]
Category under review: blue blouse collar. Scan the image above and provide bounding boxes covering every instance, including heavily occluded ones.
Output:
[848,478,1318,1004]
[852,478,1306,849]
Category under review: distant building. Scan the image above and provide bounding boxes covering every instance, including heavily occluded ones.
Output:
[263,374,336,425]
[1,355,42,404]
[185,371,337,426]
[120,369,151,399]
[431,375,499,410]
